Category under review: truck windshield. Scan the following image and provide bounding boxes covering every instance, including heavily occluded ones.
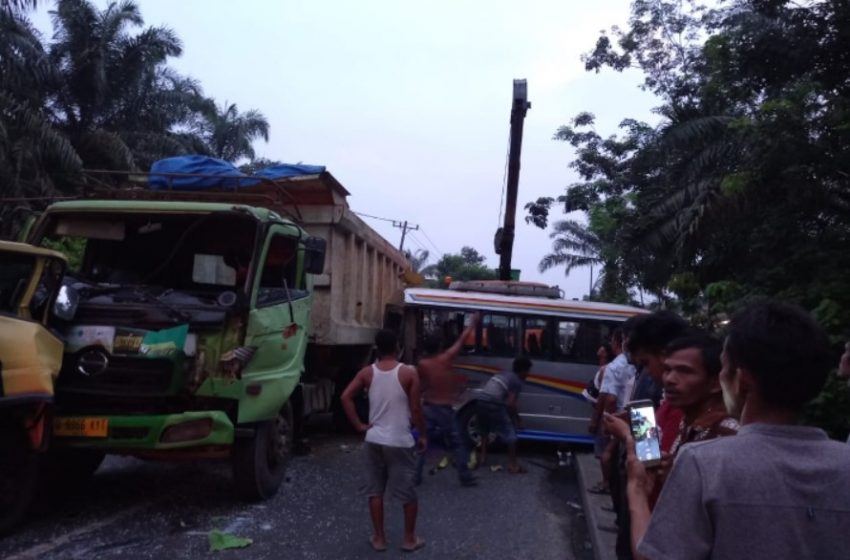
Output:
[0,252,36,314]
[38,212,260,293]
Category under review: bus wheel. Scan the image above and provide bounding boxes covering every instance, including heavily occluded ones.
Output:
[456,404,496,451]
[232,402,293,501]
[0,426,38,536]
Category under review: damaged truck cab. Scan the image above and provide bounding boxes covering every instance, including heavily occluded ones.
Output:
[0,241,71,534]
[28,200,325,500]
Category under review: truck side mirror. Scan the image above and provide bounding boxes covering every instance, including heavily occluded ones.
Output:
[303,236,327,275]
[53,284,80,321]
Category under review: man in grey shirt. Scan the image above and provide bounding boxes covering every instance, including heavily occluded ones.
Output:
[622,301,850,559]
[476,356,530,473]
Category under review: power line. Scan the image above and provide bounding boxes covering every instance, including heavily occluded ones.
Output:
[419,228,443,256]
[352,210,395,223]
[406,232,428,253]
[353,210,423,252]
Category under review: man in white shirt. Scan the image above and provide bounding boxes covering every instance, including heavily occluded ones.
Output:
[341,330,428,553]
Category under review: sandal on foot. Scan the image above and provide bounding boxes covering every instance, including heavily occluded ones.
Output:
[507,464,528,474]
[401,537,426,552]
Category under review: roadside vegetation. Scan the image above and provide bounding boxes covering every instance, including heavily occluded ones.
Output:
[525,0,850,437]
[0,0,270,237]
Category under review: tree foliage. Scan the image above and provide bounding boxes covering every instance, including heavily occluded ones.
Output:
[0,0,271,238]
[403,248,431,274]
[528,0,850,436]
[429,246,497,286]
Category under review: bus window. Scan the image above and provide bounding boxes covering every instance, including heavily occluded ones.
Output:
[555,319,615,364]
[522,317,549,358]
[480,314,519,357]
[419,308,474,355]
[461,313,476,352]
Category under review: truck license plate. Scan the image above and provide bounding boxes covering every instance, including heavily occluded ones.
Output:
[54,417,109,437]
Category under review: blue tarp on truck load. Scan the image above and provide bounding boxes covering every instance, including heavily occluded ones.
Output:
[149,155,326,190]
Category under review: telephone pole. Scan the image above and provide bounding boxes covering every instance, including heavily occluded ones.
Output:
[393,220,419,251]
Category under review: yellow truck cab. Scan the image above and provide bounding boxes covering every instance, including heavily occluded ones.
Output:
[0,240,75,535]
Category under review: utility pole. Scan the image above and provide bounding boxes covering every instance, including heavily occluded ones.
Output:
[495,79,531,281]
[393,220,419,251]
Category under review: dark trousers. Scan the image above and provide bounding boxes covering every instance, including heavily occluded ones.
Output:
[414,404,474,484]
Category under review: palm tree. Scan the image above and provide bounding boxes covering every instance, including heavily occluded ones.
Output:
[0,6,81,236]
[48,0,211,170]
[540,219,632,302]
[626,111,743,255]
[201,102,269,163]
[1,0,38,12]
[404,249,431,274]
[539,220,603,276]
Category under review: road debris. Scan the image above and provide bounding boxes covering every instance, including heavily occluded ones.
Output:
[208,529,253,552]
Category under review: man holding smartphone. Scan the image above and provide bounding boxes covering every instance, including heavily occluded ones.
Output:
[606,333,739,502]
[625,302,850,559]
[605,312,689,559]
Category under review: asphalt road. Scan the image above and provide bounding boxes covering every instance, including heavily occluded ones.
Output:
[0,428,593,560]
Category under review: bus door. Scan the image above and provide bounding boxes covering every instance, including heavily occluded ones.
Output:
[534,318,615,438]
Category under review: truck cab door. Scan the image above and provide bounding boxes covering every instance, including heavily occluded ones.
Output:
[0,247,66,404]
[239,226,312,423]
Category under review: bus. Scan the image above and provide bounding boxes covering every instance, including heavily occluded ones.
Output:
[390,281,648,446]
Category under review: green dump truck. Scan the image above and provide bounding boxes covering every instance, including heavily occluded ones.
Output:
[25,192,326,502]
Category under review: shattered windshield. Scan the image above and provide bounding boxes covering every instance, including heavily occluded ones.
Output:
[38,212,260,301]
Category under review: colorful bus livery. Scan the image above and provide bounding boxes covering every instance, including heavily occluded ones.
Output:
[398,283,648,445]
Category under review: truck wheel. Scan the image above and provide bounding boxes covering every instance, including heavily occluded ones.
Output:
[0,427,38,536]
[232,402,293,501]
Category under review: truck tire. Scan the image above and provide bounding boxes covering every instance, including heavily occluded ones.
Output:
[0,426,38,536]
[232,402,293,501]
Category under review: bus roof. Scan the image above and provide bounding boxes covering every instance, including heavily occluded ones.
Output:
[403,288,648,321]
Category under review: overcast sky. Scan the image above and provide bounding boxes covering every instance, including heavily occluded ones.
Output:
[32,0,658,299]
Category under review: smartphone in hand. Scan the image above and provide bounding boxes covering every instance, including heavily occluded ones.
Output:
[627,399,663,468]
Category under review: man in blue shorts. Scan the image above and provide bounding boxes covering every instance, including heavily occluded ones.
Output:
[476,356,531,474]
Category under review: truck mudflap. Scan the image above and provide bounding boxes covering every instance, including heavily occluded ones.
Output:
[53,410,234,450]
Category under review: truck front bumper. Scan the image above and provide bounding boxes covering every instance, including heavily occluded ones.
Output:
[53,410,235,451]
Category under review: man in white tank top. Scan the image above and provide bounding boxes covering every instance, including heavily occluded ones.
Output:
[341,329,427,553]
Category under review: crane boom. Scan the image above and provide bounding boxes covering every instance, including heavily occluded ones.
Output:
[496,79,531,281]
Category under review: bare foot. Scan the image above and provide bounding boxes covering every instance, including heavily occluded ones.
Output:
[370,535,387,552]
[401,536,426,552]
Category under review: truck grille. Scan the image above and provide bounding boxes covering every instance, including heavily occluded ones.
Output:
[58,354,175,397]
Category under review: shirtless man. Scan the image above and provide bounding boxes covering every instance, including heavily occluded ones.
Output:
[414,313,479,487]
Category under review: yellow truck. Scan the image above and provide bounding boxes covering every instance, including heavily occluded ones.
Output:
[0,240,76,535]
